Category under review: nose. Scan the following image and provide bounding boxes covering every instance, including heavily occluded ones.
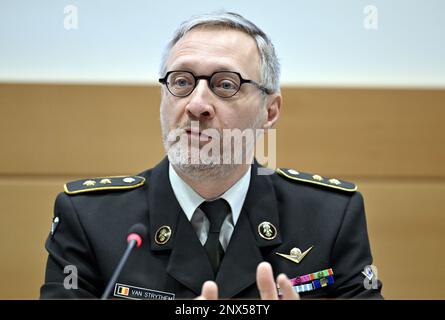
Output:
[184,79,215,121]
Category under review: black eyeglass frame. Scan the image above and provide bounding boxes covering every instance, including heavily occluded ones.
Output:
[158,70,271,98]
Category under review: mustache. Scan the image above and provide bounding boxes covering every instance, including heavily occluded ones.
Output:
[175,121,222,133]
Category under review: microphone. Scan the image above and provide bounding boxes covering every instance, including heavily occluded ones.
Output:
[101,223,147,299]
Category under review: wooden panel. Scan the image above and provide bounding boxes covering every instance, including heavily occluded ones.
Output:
[0,84,164,176]
[0,178,63,299]
[0,177,444,299]
[277,88,445,178]
[358,180,445,299]
[1,83,444,299]
[0,84,444,177]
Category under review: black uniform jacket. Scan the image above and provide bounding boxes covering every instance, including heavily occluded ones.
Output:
[40,157,383,299]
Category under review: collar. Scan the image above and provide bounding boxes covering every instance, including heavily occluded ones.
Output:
[145,157,282,252]
[144,157,282,296]
[169,164,251,225]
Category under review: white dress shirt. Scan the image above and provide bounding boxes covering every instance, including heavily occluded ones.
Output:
[168,164,251,251]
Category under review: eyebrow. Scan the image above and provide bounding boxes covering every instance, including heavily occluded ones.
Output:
[168,62,242,75]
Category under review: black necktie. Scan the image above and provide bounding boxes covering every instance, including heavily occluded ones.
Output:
[199,199,229,275]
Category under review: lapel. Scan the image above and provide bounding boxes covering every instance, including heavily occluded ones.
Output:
[146,157,213,295]
[146,159,282,297]
[216,161,282,298]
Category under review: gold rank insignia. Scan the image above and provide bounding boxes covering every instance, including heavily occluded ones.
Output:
[258,221,277,240]
[83,180,96,186]
[276,168,357,192]
[155,226,172,245]
[64,175,145,195]
[276,246,314,264]
[123,177,136,183]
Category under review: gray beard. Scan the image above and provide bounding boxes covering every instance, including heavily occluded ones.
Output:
[160,110,264,180]
[163,132,240,180]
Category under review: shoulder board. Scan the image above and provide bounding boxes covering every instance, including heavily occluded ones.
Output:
[276,168,357,192]
[64,175,145,195]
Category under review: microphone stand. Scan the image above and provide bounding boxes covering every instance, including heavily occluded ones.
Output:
[101,239,137,300]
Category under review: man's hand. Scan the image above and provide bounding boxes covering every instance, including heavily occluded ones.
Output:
[195,281,219,300]
[196,261,300,300]
[256,261,299,300]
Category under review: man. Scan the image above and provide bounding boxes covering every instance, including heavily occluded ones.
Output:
[40,11,382,299]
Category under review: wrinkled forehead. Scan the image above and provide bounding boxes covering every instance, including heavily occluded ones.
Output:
[165,26,261,80]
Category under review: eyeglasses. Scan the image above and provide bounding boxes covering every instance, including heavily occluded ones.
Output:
[158,70,271,98]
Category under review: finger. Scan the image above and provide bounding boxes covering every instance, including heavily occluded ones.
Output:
[276,273,300,300]
[197,281,219,300]
[256,261,278,300]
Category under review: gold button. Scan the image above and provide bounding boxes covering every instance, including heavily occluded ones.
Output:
[258,221,277,240]
[155,226,172,245]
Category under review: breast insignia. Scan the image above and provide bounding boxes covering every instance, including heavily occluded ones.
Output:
[276,168,357,192]
[64,176,146,195]
[276,246,314,264]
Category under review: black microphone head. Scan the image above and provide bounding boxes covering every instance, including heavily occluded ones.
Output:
[127,223,147,239]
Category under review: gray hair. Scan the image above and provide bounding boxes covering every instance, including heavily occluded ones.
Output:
[159,11,280,93]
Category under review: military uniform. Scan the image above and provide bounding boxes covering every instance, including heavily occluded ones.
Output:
[40,157,383,299]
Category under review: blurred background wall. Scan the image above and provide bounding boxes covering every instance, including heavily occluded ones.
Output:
[0,0,444,299]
